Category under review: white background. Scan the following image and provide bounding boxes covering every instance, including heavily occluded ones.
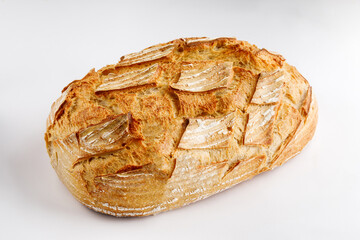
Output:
[1,0,359,239]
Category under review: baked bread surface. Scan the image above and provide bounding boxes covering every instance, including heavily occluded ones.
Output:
[45,37,318,216]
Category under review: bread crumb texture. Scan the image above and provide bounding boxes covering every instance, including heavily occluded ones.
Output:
[45,37,318,216]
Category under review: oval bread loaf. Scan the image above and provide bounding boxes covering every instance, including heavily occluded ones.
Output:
[45,37,318,217]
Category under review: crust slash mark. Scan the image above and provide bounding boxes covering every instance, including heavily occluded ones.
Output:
[170,61,234,92]
[244,70,285,146]
[96,63,162,92]
[52,113,142,169]
[178,111,240,149]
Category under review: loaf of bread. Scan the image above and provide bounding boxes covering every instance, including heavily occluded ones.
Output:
[45,37,318,217]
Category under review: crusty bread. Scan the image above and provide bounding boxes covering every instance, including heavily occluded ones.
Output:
[45,37,318,217]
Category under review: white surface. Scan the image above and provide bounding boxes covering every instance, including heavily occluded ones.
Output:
[1,0,360,239]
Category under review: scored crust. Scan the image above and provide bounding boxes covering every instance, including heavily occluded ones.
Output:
[45,37,318,217]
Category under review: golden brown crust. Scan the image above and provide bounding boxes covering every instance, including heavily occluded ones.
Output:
[45,37,318,217]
